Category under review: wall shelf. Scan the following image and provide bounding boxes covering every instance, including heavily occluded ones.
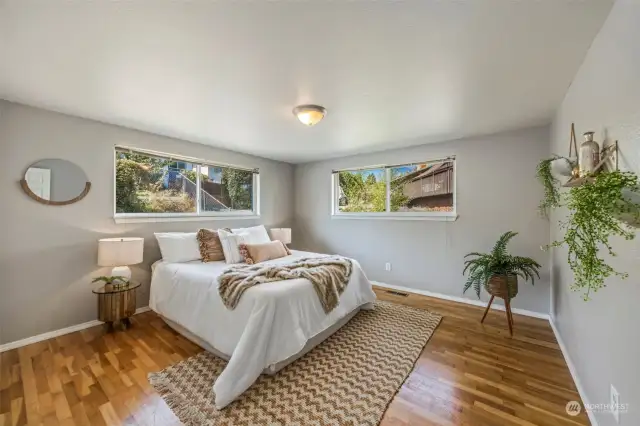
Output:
[563,141,618,188]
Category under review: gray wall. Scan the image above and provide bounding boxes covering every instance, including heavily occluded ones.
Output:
[294,126,551,314]
[550,1,640,424]
[0,101,294,345]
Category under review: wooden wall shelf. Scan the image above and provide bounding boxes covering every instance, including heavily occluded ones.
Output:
[563,141,618,188]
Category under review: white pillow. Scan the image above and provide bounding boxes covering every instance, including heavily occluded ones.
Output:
[154,232,201,263]
[231,225,271,244]
[218,229,246,264]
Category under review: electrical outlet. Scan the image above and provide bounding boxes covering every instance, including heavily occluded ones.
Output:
[611,384,620,423]
[385,262,392,272]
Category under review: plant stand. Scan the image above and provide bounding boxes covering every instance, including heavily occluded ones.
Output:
[480,275,518,336]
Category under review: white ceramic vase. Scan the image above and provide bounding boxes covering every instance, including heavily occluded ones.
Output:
[579,132,600,177]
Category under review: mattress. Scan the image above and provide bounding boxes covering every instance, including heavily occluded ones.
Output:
[149,250,377,408]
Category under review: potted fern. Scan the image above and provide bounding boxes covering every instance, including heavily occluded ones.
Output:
[463,231,541,299]
[463,232,541,334]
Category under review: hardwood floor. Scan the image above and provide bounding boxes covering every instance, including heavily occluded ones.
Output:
[0,287,589,426]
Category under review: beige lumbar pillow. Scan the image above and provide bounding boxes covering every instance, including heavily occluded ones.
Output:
[240,240,291,264]
[197,228,228,262]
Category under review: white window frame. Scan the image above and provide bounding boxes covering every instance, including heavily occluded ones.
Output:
[331,157,458,221]
[113,146,260,224]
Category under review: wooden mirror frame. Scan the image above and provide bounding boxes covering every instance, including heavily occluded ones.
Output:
[20,179,91,206]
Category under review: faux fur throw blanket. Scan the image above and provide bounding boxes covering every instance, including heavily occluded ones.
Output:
[218,256,353,314]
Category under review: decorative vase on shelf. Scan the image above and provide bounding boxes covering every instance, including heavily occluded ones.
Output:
[579,131,600,177]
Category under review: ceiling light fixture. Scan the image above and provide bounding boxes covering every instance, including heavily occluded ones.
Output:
[293,104,327,126]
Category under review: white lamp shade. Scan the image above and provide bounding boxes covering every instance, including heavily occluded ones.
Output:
[269,228,292,245]
[98,237,144,267]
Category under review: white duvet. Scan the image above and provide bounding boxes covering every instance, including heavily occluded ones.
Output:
[149,250,377,409]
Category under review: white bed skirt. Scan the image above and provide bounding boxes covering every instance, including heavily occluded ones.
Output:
[161,301,375,375]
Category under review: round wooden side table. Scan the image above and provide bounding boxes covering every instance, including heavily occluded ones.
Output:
[92,281,141,331]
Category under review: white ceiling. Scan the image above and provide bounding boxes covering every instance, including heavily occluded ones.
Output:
[0,0,613,163]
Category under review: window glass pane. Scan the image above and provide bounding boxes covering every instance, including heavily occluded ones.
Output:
[115,152,196,213]
[389,161,454,212]
[201,166,254,212]
[337,168,386,212]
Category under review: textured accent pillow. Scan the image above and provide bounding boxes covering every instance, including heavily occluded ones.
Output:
[241,240,291,264]
[196,228,228,262]
[218,229,246,264]
[238,243,254,265]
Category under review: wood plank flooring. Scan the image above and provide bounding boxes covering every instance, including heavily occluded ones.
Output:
[0,286,589,426]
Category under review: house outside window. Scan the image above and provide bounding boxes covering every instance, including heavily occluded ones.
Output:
[331,157,456,221]
[114,147,259,223]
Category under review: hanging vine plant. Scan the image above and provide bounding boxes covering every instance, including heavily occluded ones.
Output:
[536,155,576,215]
[536,157,561,214]
[547,170,640,300]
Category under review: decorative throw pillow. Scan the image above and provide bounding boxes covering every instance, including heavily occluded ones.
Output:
[240,240,291,264]
[196,228,228,262]
[231,225,271,244]
[238,243,254,265]
[218,228,247,264]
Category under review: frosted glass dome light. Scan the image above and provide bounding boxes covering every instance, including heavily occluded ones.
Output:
[293,105,327,126]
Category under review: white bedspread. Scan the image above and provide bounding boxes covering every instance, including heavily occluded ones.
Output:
[149,250,376,409]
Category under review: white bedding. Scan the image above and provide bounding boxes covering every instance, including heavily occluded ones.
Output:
[149,250,377,409]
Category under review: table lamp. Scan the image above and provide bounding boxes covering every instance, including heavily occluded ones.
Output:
[97,237,144,281]
[269,228,292,247]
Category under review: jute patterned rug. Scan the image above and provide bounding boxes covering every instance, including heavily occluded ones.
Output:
[148,301,441,426]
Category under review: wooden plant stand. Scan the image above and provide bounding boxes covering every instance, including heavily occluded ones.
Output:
[480,274,518,336]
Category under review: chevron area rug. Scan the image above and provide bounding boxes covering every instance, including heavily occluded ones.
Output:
[148,301,442,426]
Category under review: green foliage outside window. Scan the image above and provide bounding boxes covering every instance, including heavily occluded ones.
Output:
[338,169,409,212]
[221,168,253,210]
[182,169,208,185]
[115,151,254,214]
[115,152,195,213]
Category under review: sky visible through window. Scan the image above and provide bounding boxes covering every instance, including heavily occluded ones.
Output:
[353,165,418,182]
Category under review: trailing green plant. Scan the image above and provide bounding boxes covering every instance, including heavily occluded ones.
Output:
[463,231,541,298]
[547,170,640,300]
[92,276,129,285]
[536,156,572,215]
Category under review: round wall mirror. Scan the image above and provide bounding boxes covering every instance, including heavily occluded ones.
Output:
[21,159,91,205]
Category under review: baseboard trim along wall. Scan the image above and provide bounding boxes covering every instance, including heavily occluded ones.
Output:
[549,319,599,426]
[371,281,550,319]
[0,307,151,353]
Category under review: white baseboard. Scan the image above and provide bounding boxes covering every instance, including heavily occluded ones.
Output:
[372,281,550,320]
[0,306,151,353]
[549,319,598,426]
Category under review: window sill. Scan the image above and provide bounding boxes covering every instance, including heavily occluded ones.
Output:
[331,213,458,222]
[114,215,260,224]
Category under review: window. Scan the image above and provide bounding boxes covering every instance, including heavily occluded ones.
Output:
[114,147,259,222]
[332,157,456,220]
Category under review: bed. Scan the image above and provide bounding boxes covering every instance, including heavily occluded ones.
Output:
[149,249,377,409]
